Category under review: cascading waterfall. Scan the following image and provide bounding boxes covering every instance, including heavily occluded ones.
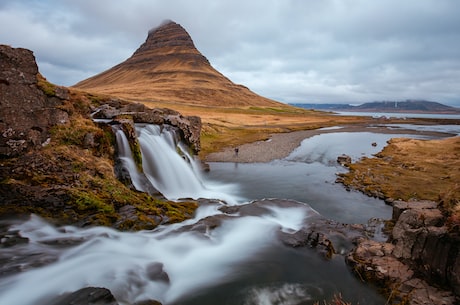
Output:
[115,128,148,192]
[116,124,239,204]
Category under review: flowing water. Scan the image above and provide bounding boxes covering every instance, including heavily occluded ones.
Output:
[206,131,433,223]
[0,124,445,305]
[117,124,241,204]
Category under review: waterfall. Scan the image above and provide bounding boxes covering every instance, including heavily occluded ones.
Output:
[115,129,148,192]
[116,124,239,204]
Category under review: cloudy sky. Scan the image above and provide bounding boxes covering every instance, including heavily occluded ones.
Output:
[1,0,460,106]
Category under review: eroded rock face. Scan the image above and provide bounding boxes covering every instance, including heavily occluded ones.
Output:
[0,45,70,156]
[347,200,459,304]
[93,103,202,153]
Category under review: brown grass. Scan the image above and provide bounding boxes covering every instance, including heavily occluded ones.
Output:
[131,100,372,157]
[339,136,460,225]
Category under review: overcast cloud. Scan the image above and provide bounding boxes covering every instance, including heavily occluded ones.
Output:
[1,0,460,105]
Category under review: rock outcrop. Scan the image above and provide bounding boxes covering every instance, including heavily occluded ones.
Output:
[93,101,201,153]
[0,45,69,156]
[347,200,459,304]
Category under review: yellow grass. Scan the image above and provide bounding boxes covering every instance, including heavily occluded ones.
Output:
[339,136,460,227]
[128,99,372,157]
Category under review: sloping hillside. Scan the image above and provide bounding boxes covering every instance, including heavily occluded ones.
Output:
[74,20,282,108]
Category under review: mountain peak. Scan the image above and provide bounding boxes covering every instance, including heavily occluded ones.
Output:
[74,21,282,107]
[133,20,198,56]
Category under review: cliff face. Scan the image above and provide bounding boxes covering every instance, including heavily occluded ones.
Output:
[74,20,282,107]
[0,45,69,156]
[347,200,460,304]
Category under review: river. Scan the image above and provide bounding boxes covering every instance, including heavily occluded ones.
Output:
[0,122,458,305]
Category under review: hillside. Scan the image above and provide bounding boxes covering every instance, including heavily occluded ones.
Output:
[293,100,460,114]
[74,20,282,108]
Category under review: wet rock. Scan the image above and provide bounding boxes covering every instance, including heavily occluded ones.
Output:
[337,154,352,167]
[50,287,119,305]
[183,199,371,259]
[0,230,29,248]
[146,262,170,283]
[93,103,202,153]
[133,300,162,305]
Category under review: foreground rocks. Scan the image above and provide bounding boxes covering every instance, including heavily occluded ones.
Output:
[50,287,162,305]
[347,200,459,304]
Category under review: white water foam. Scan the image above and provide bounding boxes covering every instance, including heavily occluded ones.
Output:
[116,124,241,204]
[0,203,313,305]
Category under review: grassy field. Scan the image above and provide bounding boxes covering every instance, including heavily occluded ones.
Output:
[338,136,460,229]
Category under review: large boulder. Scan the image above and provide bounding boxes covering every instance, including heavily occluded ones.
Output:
[0,45,69,156]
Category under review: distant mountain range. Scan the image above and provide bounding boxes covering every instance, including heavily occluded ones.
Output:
[292,100,460,114]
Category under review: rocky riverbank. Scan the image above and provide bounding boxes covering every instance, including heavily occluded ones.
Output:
[347,199,459,304]
[334,134,460,303]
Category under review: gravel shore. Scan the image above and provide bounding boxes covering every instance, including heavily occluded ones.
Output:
[205,124,455,163]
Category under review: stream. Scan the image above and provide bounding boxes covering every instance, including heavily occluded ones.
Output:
[0,123,457,305]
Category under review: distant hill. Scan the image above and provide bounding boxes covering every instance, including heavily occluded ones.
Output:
[74,20,283,108]
[292,100,460,114]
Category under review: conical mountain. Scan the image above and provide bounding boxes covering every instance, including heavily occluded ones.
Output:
[74,20,282,107]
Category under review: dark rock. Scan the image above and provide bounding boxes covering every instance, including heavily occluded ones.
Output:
[337,154,352,167]
[0,45,69,157]
[50,287,119,305]
[133,300,162,305]
[0,230,29,247]
[93,104,202,153]
[146,262,170,283]
[347,200,459,304]
[183,198,370,259]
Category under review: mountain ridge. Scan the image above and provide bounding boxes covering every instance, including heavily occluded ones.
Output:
[74,20,282,108]
[292,100,460,114]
